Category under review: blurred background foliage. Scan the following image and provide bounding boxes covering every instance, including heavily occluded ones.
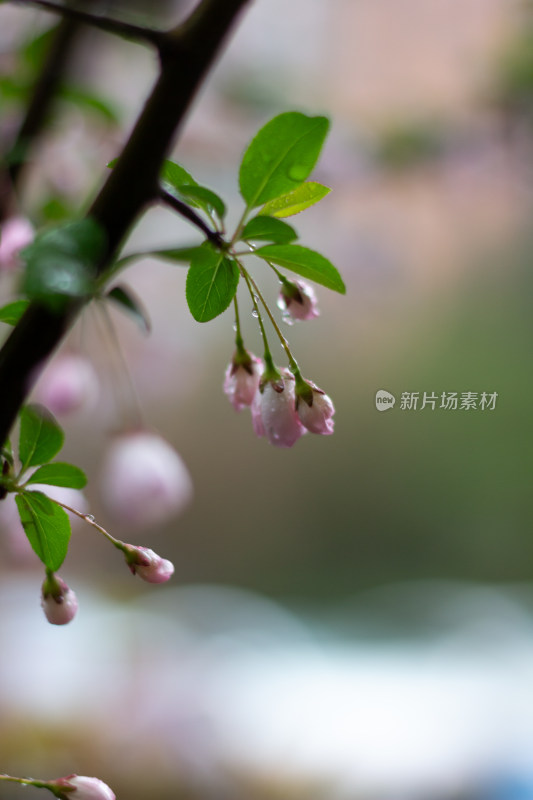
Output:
[1,0,533,798]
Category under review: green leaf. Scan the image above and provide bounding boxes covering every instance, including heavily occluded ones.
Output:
[19,404,64,471]
[0,299,29,325]
[186,245,240,322]
[177,185,226,220]
[107,285,151,333]
[161,160,198,195]
[15,491,71,571]
[26,462,87,489]
[59,84,119,124]
[21,218,105,309]
[241,215,297,244]
[259,182,330,218]
[255,244,346,294]
[239,112,329,209]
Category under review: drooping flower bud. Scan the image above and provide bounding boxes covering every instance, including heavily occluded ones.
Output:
[33,352,100,417]
[0,216,34,272]
[295,379,335,435]
[55,774,115,800]
[251,369,306,448]
[277,279,319,322]
[223,349,263,411]
[100,432,193,529]
[41,574,78,625]
[124,544,174,584]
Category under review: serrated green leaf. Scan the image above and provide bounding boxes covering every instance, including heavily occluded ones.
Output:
[255,244,346,294]
[241,215,297,244]
[239,112,329,209]
[15,491,71,571]
[0,299,29,325]
[259,182,330,218]
[21,218,105,309]
[177,185,226,220]
[26,462,87,489]
[19,404,64,471]
[186,246,240,322]
[107,285,151,333]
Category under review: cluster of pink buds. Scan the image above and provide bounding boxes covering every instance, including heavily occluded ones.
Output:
[41,573,78,625]
[55,775,115,800]
[223,278,334,447]
[252,370,335,447]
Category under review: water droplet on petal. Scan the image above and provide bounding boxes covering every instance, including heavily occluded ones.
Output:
[282,312,295,327]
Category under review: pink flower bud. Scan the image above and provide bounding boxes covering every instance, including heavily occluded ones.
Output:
[277,280,319,322]
[296,380,335,435]
[0,216,34,272]
[251,370,306,448]
[125,545,174,583]
[56,775,115,800]
[41,575,78,625]
[223,351,263,411]
[100,432,193,529]
[33,353,100,416]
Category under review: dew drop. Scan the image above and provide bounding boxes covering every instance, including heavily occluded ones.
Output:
[252,309,259,318]
[86,514,95,522]
[282,313,295,327]
[232,323,238,332]
[288,164,308,181]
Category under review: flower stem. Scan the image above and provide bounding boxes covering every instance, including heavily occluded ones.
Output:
[238,263,276,372]
[0,775,57,795]
[244,271,302,378]
[53,501,126,552]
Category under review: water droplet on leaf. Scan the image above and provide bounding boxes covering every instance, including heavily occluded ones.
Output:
[288,164,308,181]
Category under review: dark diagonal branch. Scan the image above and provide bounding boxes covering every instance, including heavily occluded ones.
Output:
[0,0,252,446]
[8,0,164,48]
[158,189,224,248]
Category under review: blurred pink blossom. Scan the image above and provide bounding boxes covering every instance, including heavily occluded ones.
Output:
[125,544,174,584]
[224,351,263,411]
[297,381,335,435]
[56,775,115,800]
[41,575,78,625]
[0,216,33,272]
[32,352,100,416]
[100,431,193,529]
[251,371,306,448]
[277,280,319,321]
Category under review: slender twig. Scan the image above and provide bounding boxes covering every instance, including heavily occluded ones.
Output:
[158,188,224,247]
[8,0,165,48]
